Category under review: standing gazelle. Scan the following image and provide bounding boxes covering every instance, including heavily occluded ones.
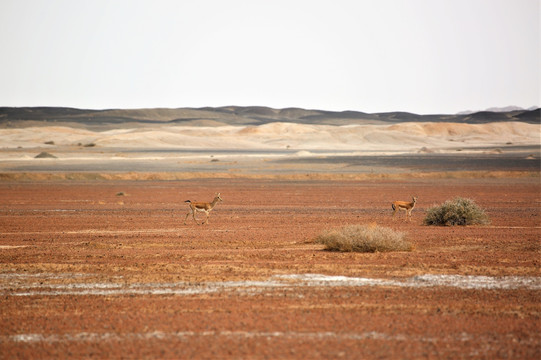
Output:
[184,193,223,225]
[392,196,417,222]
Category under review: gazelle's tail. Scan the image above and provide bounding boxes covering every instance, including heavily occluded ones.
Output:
[391,203,396,211]
[185,200,191,204]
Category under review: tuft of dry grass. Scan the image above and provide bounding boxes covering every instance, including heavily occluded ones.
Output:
[315,224,412,253]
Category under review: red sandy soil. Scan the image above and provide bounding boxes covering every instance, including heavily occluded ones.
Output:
[0,176,539,359]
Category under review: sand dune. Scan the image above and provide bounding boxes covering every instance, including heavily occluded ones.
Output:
[1,121,538,152]
[2,106,539,127]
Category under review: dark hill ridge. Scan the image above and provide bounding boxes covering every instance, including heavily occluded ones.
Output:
[0,106,539,129]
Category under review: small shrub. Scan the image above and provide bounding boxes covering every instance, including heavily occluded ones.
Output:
[423,197,490,226]
[315,224,412,253]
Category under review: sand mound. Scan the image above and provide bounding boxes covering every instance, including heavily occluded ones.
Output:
[34,152,57,159]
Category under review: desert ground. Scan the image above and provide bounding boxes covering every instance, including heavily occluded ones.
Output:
[0,176,540,359]
[0,113,540,359]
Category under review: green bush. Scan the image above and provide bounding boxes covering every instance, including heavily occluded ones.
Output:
[423,197,490,226]
[315,224,412,253]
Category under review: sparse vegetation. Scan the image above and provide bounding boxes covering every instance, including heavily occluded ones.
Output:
[423,197,490,226]
[315,224,412,253]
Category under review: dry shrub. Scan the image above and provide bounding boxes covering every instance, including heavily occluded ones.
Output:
[315,224,412,253]
[423,197,490,226]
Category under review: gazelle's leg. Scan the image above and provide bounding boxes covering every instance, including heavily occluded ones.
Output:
[203,210,210,224]
[192,209,199,224]
[184,210,191,225]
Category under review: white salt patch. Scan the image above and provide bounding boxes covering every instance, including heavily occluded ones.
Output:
[4,329,538,348]
[275,273,398,287]
[410,274,541,290]
[11,334,46,342]
[2,331,412,344]
[2,276,286,297]
[1,273,539,297]
[277,273,541,290]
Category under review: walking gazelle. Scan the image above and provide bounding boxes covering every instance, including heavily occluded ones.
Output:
[184,193,223,225]
[392,196,417,222]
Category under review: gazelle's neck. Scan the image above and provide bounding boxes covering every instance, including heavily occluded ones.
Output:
[210,197,220,207]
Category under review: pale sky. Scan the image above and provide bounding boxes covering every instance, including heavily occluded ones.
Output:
[1,0,539,114]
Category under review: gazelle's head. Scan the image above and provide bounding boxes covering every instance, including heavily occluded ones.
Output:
[215,193,223,202]
[412,196,418,203]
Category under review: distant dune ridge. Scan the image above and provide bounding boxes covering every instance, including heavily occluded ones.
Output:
[0,106,539,152]
[0,106,539,128]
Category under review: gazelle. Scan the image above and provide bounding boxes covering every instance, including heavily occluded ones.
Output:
[392,196,417,222]
[184,193,223,225]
